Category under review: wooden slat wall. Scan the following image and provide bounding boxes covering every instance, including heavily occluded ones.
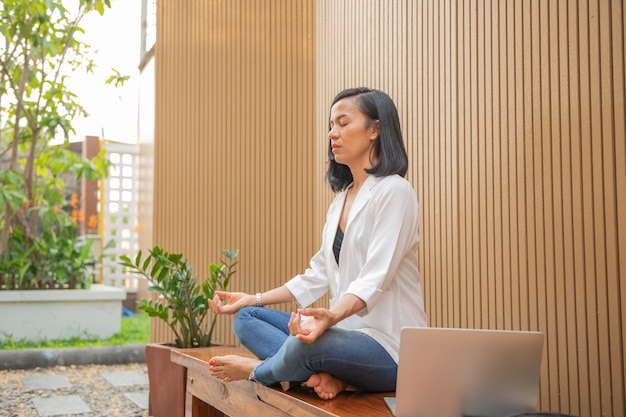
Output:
[315,0,624,415]
[152,0,624,415]
[152,0,317,346]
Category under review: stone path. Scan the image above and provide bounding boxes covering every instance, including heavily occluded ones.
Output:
[0,363,149,417]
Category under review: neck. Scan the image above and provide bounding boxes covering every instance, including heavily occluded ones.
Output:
[350,170,369,192]
[349,155,376,190]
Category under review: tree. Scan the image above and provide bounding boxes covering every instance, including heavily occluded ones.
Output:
[0,0,120,289]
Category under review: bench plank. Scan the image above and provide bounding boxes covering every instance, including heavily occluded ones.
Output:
[172,346,394,417]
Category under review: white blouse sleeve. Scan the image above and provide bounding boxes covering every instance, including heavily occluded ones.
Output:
[345,178,420,312]
[284,244,330,307]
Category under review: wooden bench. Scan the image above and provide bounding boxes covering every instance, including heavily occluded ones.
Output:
[171,346,395,417]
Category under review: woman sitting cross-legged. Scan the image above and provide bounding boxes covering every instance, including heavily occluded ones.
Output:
[208,87,428,400]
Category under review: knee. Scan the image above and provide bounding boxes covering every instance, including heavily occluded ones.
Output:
[277,336,323,371]
[235,306,255,321]
[281,335,315,357]
[233,306,257,338]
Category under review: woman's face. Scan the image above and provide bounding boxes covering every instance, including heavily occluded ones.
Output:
[328,97,379,170]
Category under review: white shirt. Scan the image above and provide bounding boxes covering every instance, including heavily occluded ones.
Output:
[285,174,428,363]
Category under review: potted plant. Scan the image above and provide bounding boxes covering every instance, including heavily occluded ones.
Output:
[119,246,238,417]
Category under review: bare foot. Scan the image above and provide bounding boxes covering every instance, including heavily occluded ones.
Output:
[209,355,262,382]
[305,372,348,400]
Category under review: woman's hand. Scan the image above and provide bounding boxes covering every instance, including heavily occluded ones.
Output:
[288,308,335,344]
[288,294,366,343]
[209,291,254,315]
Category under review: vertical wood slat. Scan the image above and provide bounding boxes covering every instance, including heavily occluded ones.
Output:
[557,2,577,411]
[599,1,625,416]
[150,1,625,415]
[607,0,626,413]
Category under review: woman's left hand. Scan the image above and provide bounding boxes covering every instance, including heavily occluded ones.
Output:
[288,308,335,344]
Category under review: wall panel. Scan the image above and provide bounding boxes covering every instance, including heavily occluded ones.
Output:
[153,0,316,346]
[314,0,623,415]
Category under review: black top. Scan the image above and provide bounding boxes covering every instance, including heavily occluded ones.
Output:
[333,225,344,265]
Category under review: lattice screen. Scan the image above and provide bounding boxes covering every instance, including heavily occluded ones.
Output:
[100,141,140,291]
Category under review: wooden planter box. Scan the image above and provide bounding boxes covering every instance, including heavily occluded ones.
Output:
[0,284,126,341]
[145,343,187,417]
[145,342,236,417]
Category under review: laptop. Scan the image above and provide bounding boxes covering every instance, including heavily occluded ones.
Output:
[385,327,544,417]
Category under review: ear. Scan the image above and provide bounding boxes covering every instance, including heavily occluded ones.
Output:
[368,119,380,141]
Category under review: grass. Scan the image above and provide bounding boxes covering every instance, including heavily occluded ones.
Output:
[0,313,150,350]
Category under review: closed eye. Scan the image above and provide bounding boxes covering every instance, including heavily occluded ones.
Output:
[329,116,349,128]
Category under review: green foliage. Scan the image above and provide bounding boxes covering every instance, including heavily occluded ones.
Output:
[0,313,150,350]
[0,143,110,289]
[0,170,27,212]
[0,216,96,289]
[119,248,239,348]
[105,68,131,87]
[0,0,117,289]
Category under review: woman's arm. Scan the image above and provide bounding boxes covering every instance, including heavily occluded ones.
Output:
[325,293,366,325]
[209,285,295,315]
[257,285,296,306]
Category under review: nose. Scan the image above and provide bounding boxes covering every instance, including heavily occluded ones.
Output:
[328,127,339,139]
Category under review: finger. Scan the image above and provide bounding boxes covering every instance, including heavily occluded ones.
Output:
[298,307,322,318]
[210,295,221,313]
[214,290,229,299]
[288,312,300,335]
[295,332,316,344]
[290,312,312,336]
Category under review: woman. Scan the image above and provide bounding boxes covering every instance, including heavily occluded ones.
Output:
[208,87,427,400]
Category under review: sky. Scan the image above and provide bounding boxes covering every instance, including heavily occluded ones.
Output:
[67,0,142,144]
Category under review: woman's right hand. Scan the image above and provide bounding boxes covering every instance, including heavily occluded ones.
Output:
[209,291,255,315]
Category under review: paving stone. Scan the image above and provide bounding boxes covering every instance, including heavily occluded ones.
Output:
[124,391,150,410]
[32,395,91,416]
[101,370,148,387]
[2,363,149,417]
[20,375,72,390]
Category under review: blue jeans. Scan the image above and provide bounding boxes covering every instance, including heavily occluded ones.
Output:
[233,306,397,391]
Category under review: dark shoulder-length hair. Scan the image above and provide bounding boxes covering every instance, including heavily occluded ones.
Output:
[326,87,408,192]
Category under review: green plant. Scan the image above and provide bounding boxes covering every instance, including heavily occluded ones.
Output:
[0,0,119,290]
[119,247,239,348]
[0,188,114,289]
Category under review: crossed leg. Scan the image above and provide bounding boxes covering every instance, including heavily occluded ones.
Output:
[209,355,347,399]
